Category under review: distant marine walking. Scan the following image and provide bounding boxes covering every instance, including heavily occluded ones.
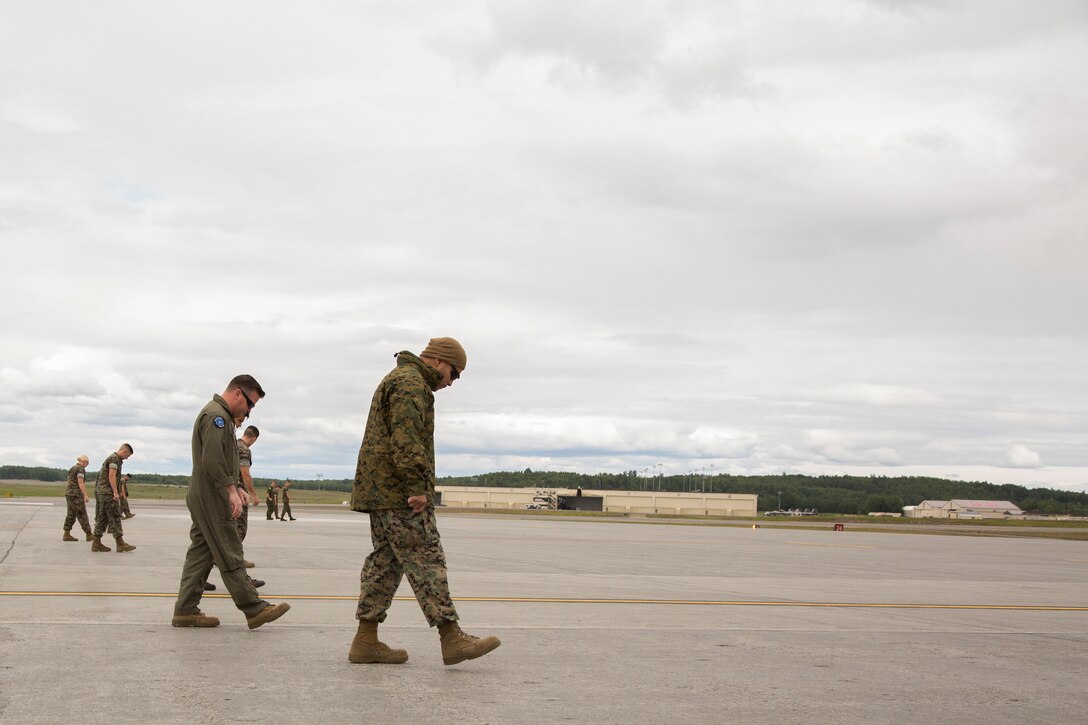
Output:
[91,444,136,553]
[280,480,295,521]
[266,480,279,520]
[62,455,92,541]
[118,473,135,518]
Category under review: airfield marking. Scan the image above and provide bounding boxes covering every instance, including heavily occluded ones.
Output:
[0,591,1086,611]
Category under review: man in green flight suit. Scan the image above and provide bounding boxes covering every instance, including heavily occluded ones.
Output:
[348,337,500,666]
[171,374,289,629]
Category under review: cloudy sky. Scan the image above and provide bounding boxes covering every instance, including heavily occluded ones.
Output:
[2,0,1086,491]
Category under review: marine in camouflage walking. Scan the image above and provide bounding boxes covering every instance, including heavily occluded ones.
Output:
[266,480,279,520]
[349,337,500,666]
[62,455,93,541]
[280,479,295,521]
[118,473,135,518]
[91,444,136,553]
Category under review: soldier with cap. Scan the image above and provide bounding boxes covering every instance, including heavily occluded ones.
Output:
[62,455,93,541]
[118,473,135,519]
[235,423,263,585]
[266,480,280,520]
[171,374,289,629]
[348,337,501,666]
[280,479,295,521]
[91,444,136,553]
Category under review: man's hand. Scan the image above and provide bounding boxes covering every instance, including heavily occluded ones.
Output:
[228,487,243,519]
[407,495,427,513]
[249,493,259,506]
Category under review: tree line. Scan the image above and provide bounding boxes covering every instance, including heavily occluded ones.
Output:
[437,469,1088,516]
[5,464,1087,515]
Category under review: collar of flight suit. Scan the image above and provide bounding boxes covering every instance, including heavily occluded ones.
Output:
[210,393,234,422]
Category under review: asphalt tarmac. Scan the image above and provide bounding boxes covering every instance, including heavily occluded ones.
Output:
[2,498,1086,724]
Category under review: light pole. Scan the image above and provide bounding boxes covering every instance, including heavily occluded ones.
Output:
[777,490,783,510]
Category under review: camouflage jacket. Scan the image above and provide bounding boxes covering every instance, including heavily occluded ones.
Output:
[96,452,123,495]
[65,464,86,496]
[351,351,440,512]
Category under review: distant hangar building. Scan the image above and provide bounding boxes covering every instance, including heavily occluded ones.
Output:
[436,486,759,517]
[904,499,1024,519]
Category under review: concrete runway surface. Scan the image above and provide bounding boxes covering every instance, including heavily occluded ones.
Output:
[2,499,1087,724]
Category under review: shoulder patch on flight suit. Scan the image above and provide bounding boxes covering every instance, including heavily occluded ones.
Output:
[213,416,226,428]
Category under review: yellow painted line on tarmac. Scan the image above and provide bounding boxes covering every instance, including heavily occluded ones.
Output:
[1,591,1086,611]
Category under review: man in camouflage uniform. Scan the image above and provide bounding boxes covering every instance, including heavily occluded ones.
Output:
[266,480,279,520]
[171,374,289,629]
[62,455,93,541]
[349,337,500,666]
[280,479,295,520]
[118,473,134,518]
[91,444,136,552]
[236,425,259,543]
[235,424,263,585]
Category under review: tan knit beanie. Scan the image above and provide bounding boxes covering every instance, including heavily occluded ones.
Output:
[420,337,467,371]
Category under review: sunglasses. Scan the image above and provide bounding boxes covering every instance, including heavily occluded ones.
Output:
[449,364,460,382]
[239,388,257,411]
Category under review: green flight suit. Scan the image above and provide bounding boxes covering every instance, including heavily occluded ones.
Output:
[174,394,268,619]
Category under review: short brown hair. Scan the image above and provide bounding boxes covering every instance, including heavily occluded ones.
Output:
[228,374,266,400]
[244,425,260,438]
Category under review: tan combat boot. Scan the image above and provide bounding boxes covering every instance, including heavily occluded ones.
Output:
[246,602,291,630]
[63,530,78,541]
[115,537,136,553]
[171,610,220,628]
[91,537,112,552]
[438,621,501,666]
[85,531,94,541]
[348,619,409,664]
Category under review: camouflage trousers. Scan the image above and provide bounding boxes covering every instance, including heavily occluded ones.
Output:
[266,501,278,519]
[119,496,132,516]
[237,503,249,541]
[356,508,458,627]
[64,492,91,533]
[92,492,123,539]
[281,501,293,519]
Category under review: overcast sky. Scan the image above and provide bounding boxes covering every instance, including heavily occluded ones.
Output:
[2,0,1086,492]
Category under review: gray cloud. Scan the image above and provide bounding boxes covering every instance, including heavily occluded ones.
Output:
[0,1,1086,491]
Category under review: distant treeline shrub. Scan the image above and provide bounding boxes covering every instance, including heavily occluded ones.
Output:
[4,464,1086,514]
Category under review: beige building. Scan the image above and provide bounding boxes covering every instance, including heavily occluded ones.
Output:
[436,486,759,517]
[904,499,1024,519]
